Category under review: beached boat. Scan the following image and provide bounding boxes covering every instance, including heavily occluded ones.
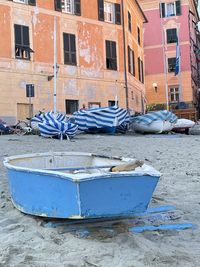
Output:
[133,120,174,134]
[3,152,160,219]
[172,118,195,134]
[74,106,130,134]
[131,110,177,134]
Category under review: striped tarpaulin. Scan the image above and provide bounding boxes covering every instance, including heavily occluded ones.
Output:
[74,106,130,133]
[43,111,66,123]
[37,112,78,140]
[131,110,178,125]
[30,113,44,130]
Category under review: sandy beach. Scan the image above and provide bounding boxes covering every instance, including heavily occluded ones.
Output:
[0,133,200,267]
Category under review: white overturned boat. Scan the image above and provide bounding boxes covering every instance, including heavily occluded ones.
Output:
[131,110,177,134]
[172,118,195,134]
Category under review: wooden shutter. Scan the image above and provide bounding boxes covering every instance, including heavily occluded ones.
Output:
[128,12,131,32]
[115,3,121,25]
[175,0,181,15]
[128,46,131,73]
[28,0,36,6]
[70,34,76,65]
[74,0,81,16]
[106,40,110,69]
[137,27,140,45]
[111,41,117,70]
[63,33,69,51]
[138,58,141,81]
[63,33,69,64]
[55,0,62,11]
[141,60,144,83]
[98,0,104,21]
[22,26,29,47]
[14,25,22,46]
[106,40,110,59]
[160,3,165,18]
[132,49,135,76]
[167,29,177,43]
[63,33,76,65]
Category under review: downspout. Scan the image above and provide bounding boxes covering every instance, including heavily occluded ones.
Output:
[121,0,129,110]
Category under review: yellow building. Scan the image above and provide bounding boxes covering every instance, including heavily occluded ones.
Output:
[0,0,146,124]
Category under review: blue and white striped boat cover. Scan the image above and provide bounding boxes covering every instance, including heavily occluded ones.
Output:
[37,111,78,139]
[43,111,67,123]
[38,120,78,140]
[30,113,44,130]
[131,110,178,125]
[74,106,130,133]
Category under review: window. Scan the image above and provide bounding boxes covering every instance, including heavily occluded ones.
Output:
[13,0,36,5]
[170,87,179,102]
[138,58,144,83]
[104,2,114,23]
[108,100,118,106]
[166,28,177,43]
[14,24,34,60]
[137,27,141,45]
[63,33,76,65]
[98,0,121,25]
[160,1,181,18]
[128,46,135,76]
[65,100,79,114]
[128,11,132,32]
[54,0,81,15]
[88,102,101,108]
[63,0,74,13]
[105,40,117,70]
[168,58,176,72]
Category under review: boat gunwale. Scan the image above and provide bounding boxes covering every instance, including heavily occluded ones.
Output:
[3,152,161,181]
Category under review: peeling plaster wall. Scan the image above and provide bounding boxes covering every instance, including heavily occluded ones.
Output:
[0,0,146,119]
[78,22,104,72]
[33,13,61,64]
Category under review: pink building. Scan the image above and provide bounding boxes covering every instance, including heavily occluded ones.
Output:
[139,0,200,118]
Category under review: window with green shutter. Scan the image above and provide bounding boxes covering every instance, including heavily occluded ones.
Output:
[128,46,135,76]
[54,0,81,15]
[128,11,132,32]
[106,40,117,70]
[13,0,36,5]
[160,1,181,18]
[168,58,176,72]
[14,24,34,60]
[166,28,177,43]
[63,33,77,65]
[98,1,121,25]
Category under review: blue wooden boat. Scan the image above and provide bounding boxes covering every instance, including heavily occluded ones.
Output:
[3,152,160,219]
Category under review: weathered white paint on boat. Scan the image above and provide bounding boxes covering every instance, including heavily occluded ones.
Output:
[172,119,195,133]
[133,120,173,134]
[4,152,161,219]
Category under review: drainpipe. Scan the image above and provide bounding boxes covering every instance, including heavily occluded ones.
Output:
[121,0,129,110]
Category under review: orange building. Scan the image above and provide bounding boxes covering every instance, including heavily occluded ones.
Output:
[0,0,146,124]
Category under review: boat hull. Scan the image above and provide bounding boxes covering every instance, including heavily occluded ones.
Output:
[133,120,163,134]
[133,120,173,134]
[172,119,195,133]
[85,126,116,134]
[4,152,160,219]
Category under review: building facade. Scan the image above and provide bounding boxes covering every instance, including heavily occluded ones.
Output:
[139,0,200,117]
[0,0,146,124]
